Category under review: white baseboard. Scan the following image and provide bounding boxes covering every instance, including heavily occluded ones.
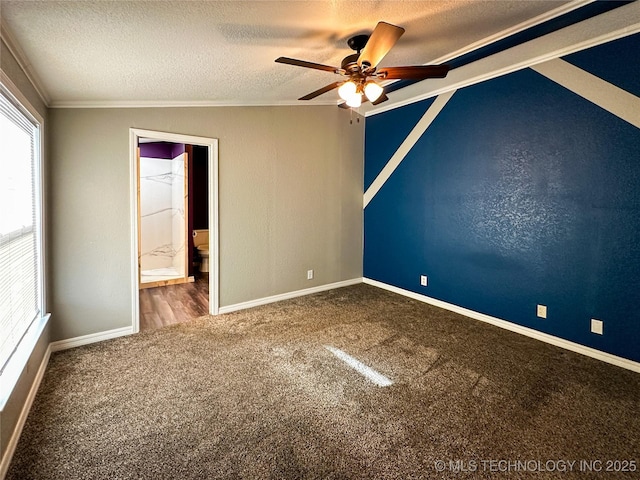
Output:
[0,344,51,479]
[218,278,363,314]
[50,326,133,352]
[364,278,640,374]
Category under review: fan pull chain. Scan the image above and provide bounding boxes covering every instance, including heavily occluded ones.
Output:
[349,108,360,125]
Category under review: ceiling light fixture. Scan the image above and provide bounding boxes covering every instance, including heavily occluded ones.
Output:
[346,91,362,108]
[363,81,383,102]
[338,79,383,108]
[338,81,357,101]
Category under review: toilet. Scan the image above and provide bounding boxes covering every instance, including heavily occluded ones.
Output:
[192,229,209,274]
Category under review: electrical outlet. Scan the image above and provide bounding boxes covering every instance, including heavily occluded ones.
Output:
[591,319,603,335]
[537,304,547,319]
[420,275,428,287]
[307,269,314,280]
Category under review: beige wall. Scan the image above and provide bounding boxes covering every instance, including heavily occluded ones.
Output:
[0,39,47,117]
[49,105,364,341]
[0,38,51,467]
[2,34,364,465]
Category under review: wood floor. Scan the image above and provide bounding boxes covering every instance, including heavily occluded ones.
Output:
[139,275,209,331]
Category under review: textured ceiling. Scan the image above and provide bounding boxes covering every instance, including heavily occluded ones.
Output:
[0,0,573,107]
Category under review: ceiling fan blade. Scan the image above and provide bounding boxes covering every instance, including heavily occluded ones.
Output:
[377,65,450,80]
[357,22,405,70]
[371,93,389,105]
[275,57,338,73]
[299,82,343,100]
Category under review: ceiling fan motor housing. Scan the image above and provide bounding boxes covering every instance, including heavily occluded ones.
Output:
[347,34,369,52]
[341,53,361,73]
[344,34,371,74]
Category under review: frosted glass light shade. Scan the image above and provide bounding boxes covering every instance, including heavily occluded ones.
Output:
[338,81,357,101]
[364,82,384,102]
[346,93,362,108]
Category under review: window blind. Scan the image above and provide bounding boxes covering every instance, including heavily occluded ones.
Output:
[0,85,41,373]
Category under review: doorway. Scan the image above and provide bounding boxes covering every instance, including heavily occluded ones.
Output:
[138,139,190,288]
[129,128,219,333]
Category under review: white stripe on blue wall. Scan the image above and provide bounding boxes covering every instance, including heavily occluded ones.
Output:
[532,58,640,129]
[363,90,456,208]
[364,53,639,210]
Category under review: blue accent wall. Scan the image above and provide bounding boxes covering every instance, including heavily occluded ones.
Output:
[365,97,435,190]
[364,34,640,363]
[564,34,640,98]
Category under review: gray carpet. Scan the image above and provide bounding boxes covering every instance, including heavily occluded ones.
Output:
[6,284,640,479]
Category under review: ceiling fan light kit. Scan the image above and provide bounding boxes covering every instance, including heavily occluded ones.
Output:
[275,21,450,109]
[346,91,362,108]
[364,81,384,102]
[338,79,383,106]
[338,81,357,101]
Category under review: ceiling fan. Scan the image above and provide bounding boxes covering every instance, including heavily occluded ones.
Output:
[275,21,450,108]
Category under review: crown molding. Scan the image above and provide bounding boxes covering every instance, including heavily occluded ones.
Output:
[2,0,631,111]
[0,20,50,106]
[374,0,594,97]
[49,99,340,109]
[47,0,592,109]
[429,0,593,70]
[364,1,640,117]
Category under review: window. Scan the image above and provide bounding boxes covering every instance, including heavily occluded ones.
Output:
[0,80,44,374]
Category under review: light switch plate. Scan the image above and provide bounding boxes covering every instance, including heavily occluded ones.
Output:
[591,319,603,335]
[537,304,547,319]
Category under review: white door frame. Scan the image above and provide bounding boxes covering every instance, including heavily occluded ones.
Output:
[129,128,219,332]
